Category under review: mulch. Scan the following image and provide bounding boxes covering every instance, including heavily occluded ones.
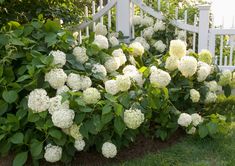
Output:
[0,129,185,166]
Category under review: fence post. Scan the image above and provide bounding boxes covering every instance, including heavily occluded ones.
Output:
[116,0,132,42]
[198,4,211,52]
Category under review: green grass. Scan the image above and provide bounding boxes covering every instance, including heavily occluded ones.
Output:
[114,128,235,166]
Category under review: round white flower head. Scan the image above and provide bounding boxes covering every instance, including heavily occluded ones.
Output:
[141,16,154,27]
[129,56,137,66]
[112,49,127,66]
[124,109,144,129]
[205,92,217,104]
[109,36,119,47]
[116,75,131,91]
[44,144,62,163]
[93,35,109,49]
[67,73,81,91]
[129,42,145,57]
[191,113,203,126]
[165,56,179,71]
[169,40,187,58]
[178,113,192,127]
[69,124,83,140]
[95,23,107,36]
[143,27,154,39]
[83,87,101,104]
[123,65,138,75]
[205,81,218,92]
[150,68,171,88]
[28,89,50,113]
[101,142,117,158]
[56,85,70,95]
[105,80,119,95]
[154,40,166,53]
[104,57,120,73]
[150,66,158,73]
[52,109,75,128]
[198,49,213,64]
[74,139,85,151]
[73,46,89,64]
[80,76,92,90]
[132,15,142,25]
[49,95,69,115]
[45,69,67,89]
[178,56,197,77]
[231,72,235,88]
[187,127,196,135]
[218,70,232,86]
[134,37,150,50]
[92,63,107,78]
[177,30,186,41]
[153,20,165,31]
[50,50,66,67]
[123,65,145,87]
[190,89,200,103]
[197,62,211,82]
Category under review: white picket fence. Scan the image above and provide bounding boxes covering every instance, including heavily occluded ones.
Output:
[75,0,235,70]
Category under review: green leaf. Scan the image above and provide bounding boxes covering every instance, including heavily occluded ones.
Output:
[0,100,8,116]
[44,20,61,32]
[102,104,112,115]
[223,85,231,97]
[16,75,31,82]
[114,103,123,116]
[207,122,218,135]
[10,38,25,46]
[10,132,24,144]
[30,139,43,157]
[49,129,62,139]
[101,112,113,125]
[2,90,18,103]
[118,92,130,108]
[114,117,126,136]
[198,125,209,138]
[13,151,28,166]
[105,93,117,102]
[0,134,6,141]
[80,107,93,113]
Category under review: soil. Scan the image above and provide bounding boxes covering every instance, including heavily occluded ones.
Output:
[0,129,185,166]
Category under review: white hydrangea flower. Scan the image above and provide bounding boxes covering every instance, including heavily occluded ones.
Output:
[187,127,196,135]
[95,23,107,36]
[92,63,107,78]
[69,124,83,140]
[129,42,145,57]
[28,89,50,113]
[165,56,179,71]
[67,73,81,91]
[83,87,101,104]
[134,37,150,50]
[49,95,69,115]
[143,27,154,39]
[197,61,211,82]
[150,66,158,73]
[205,92,217,104]
[153,20,165,31]
[178,56,197,77]
[132,15,142,25]
[177,30,186,41]
[50,50,66,67]
[52,109,75,128]
[56,85,70,95]
[101,142,117,158]
[205,81,218,92]
[190,89,200,103]
[104,57,120,73]
[109,36,119,47]
[73,46,89,64]
[178,113,192,127]
[74,139,85,151]
[169,40,187,58]
[44,144,62,163]
[124,109,144,129]
[150,68,171,88]
[116,75,131,91]
[218,70,232,86]
[112,49,127,66]
[198,49,213,64]
[141,16,154,27]
[45,69,67,89]
[154,40,166,53]
[129,56,137,66]
[93,35,109,49]
[191,113,203,126]
[80,76,92,90]
[123,65,145,87]
[105,80,119,95]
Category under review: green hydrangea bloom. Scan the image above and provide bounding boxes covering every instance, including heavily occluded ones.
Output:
[198,49,213,64]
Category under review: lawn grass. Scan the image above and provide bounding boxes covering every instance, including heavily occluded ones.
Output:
[114,127,235,166]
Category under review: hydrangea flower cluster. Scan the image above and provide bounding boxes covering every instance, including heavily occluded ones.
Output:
[44,144,62,163]
[124,109,145,129]
[101,142,117,158]
[50,50,66,67]
[150,66,171,88]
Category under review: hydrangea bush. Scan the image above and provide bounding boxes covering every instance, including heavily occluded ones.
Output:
[0,19,233,165]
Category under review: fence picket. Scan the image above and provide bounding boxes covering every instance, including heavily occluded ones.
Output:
[92,1,96,31]
[219,18,224,65]
[193,14,197,52]
[100,0,104,24]
[85,6,89,37]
